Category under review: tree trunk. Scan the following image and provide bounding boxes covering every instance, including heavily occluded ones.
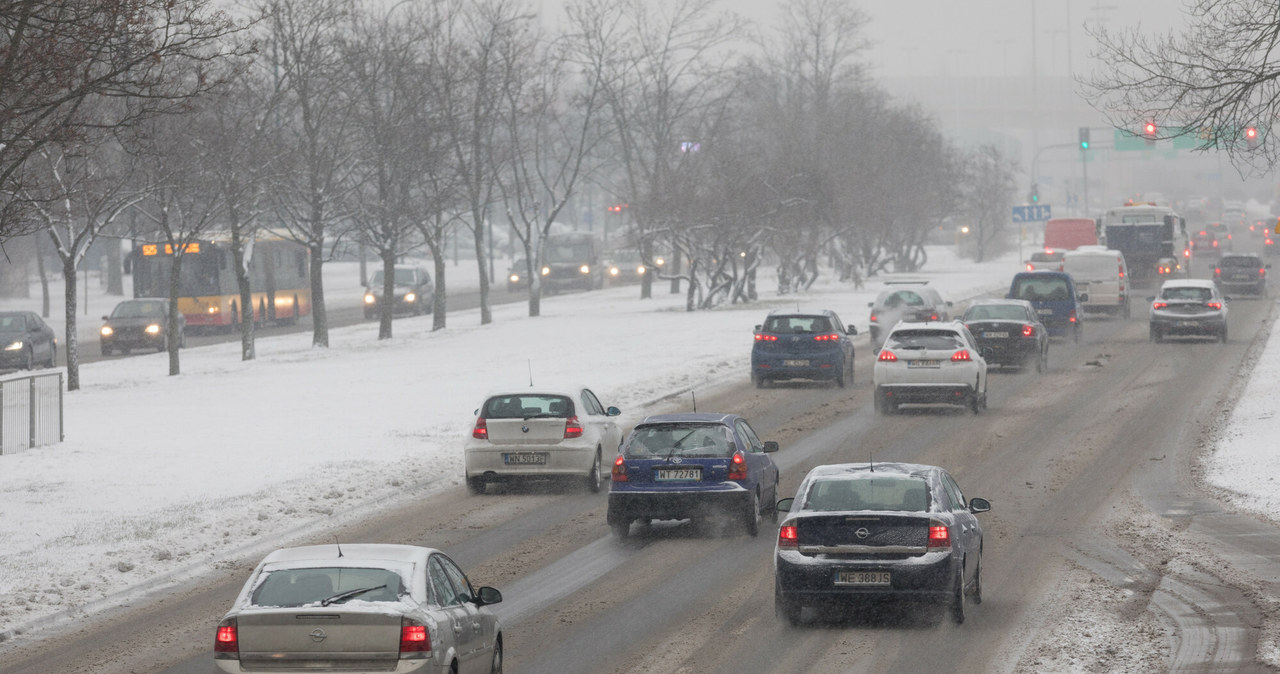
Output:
[472,220,491,325]
[309,242,329,348]
[61,258,80,391]
[105,239,124,295]
[379,253,395,340]
[231,228,255,361]
[37,235,50,318]
[166,255,183,376]
[431,248,447,331]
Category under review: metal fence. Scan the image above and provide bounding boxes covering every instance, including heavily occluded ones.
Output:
[0,369,64,455]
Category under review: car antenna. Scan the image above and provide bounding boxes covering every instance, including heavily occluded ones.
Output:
[335,537,344,558]
[869,453,874,472]
[528,359,534,387]
[691,390,697,413]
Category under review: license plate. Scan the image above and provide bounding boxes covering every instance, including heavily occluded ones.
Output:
[782,359,809,367]
[983,331,1008,338]
[655,468,701,481]
[1175,321,1198,328]
[502,452,547,465]
[834,571,891,587]
[1037,308,1053,315]
[907,360,940,368]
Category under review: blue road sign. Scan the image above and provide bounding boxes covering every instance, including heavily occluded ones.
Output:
[1012,205,1052,223]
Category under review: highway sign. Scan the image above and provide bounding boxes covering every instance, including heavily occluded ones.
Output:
[1012,205,1052,223]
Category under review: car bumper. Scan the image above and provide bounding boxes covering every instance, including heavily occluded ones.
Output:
[973,339,1038,366]
[464,442,596,478]
[101,333,166,350]
[216,656,436,673]
[1149,316,1224,336]
[608,486,749,523]
[752,357,843,381]
[1216,279,1264,293]
[875,383,975,406]
[774,549,957,604]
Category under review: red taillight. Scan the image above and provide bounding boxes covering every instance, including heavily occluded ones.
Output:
[400,618,431,654]
[813,332,840,341]
[928,524,951,548]
[1022,324,1035,337]
[1184,248,1192,257]
[1206,302,1222,310]
[728,451,748,480]
[1069,309,1077,323]
[1213,239,1219,247]
[778,524,798,549]
[869,313,878,322]
[1152,301,1167,309]
[472,417,487,440]
[877,349,897,362]
[929,313,939,321]
[754,333,778,341]
[1261,268,1267,277]
[1214,267,1221,277]
[214,619,238,656]
[611,454,627,482]
[951,349,971,362]
[564,416,583,438]
[1026,263,1034,271]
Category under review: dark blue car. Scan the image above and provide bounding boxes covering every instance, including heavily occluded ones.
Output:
[1006,271,1086,343]
[607,413,780,538]
[751,310,857,388]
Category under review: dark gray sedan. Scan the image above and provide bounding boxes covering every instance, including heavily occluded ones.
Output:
[0,311,57,370]
[961,299,1049,372]
[100,298,185,355]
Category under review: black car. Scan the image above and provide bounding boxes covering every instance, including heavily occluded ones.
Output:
[1214,254,1268,296]
[506,258,530,293]
[100,298,186,355]
[961,299,1049,372]
[751,310,857,388]
[363,266,433,318]
[867,282,952,351]
[774,462,990,625]
[0,311,57,370]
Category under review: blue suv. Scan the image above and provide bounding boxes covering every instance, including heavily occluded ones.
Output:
[751,310,857,388]
[1006,271,1087,343]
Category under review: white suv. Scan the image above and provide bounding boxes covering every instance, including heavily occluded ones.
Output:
[873,321,989,415]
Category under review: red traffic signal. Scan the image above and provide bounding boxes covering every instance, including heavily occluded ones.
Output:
[1246,126,1258,139]
[1143,121,1157,137]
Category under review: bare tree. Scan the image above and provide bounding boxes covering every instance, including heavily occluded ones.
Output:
[1086,0,1280,173]
[957,144,1018,263]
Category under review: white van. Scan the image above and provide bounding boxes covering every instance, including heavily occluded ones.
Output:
[1063,247,1130,318]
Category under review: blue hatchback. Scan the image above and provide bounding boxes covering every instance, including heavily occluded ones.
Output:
[751,310,857,388]
[607,413,780,538]
[1006,271,1086,343]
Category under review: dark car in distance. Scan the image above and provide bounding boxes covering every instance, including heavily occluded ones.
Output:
[364,266,433,318]
[0,311,57,370]
[100,298,185,355]
[1214,254,1268,296]
[961,299,1049,372]
[774,462,990,626]
[751,310,857,388]
[1006,271,1086,343]
[608,413,780,539]
[867,282,952,351]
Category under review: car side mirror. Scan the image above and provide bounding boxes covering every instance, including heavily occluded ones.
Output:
[776,497,794,513]
[968,497,991,514]
[606,406,621,416]
[945,301,953,306]
[846,325,858,335]
[762,441,779,453]
[1146,296,1156,302]
[754,324,762,331]
[102,315,109,320]
[866,301,874,308]
[1225,296,1232,303]
[1078,292,1089,302]
[474,586,503,607]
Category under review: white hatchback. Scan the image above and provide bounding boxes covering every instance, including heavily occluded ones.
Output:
[464,387,623,494]
[872,321,988,414]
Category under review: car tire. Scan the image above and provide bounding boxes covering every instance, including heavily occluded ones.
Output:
[466,476,486,495]
[1220,325,1228,343]
[101,344,112,357]
[971,558,983,605]
[744,490,761,537]
[610,520,630,539]
[1123,301,1131,319]
[835,362,846,388]
[951,567,966,624]
[23,347,33,370]
[1149,326,1162,343]
[1036,349,1047,374]
[1073,324,1081,344]
[121,347,131,355]
[489,636,503,674]
[47,345,56,368]
[585,450,602,493]
[754,374,769,389]
[775,582,802,626]
[969,391,981,415]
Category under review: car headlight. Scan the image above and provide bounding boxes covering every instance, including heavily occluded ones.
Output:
[655,257,665,267]
[509,273,520,283]
[404,292,416,303]
[580,264,590,275]
[4,340,24,351]
[364,294,376,304]
[541,266,550,276]
[100,326,114,337]
[637,265,646,275]
[145,324,161,335]
[609,267,620,276]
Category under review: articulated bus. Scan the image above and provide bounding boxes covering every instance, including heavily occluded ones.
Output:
[131,234,311,329]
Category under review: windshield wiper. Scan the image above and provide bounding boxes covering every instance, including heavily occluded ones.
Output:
[320,584,388,606]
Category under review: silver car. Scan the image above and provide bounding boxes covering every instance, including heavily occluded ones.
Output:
[214,544,503,674]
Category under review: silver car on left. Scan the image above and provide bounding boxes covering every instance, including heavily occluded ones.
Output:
[214,544,503,674]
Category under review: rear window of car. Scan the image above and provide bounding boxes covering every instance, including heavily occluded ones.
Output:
[1220,256,1261,268]
[802,476,931,512]
[878,290,927,308]
[964,304,1027,321]
[1160,286,1214,301]
[1011,277,1071,300]
[624,423,734,458]
[483,394,574,419]
[884,329,964,350]
[251,567,405,607]
[1030,252,1063,262]
[762,315,832,334]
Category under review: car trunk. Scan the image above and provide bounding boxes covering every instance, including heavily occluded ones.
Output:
[627,457,731,485]
[483,417,566,444]
[795,513,931,558]
[236,608,403,670]
[1160,300,1217,316]
[967,320,1025,340]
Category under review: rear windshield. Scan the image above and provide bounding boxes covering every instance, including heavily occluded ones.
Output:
[251,567,405,607]
[877,290,926,308]
[762,315,832,334]
[625,423,734,458]
[802,476,931,512]
[1011,277,1072,300]
[1160,286,1213,301]
[885,329,964,350]
[1219,257,1260,268]
[483,394,574,419]
[1030,252,1063,262]
[964,305,1026,321]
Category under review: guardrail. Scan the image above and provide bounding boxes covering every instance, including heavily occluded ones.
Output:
[0,369,64,455]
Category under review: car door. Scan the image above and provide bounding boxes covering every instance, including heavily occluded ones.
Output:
[941,472,981,581]
[25,314,51,363]
[438,555,493,674]
[580,388,621,452]
[957,325,987,393]
[428,556,477,671]
[829,311,854,365]
[735,419,778,502]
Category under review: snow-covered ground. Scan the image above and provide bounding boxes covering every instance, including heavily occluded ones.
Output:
[0,244,1276,660]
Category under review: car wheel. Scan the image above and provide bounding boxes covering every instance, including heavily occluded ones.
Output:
[1036,348,1047,374]
[969,391,981,415]
[489,636,503,674]
[1149,326,1162,343]
[611,520,630,539]
[466,476,486,495]
[754,374,769,389]
[23,347,33,370]
[1220,325,1228,343]
[1073,324,1081,344]
[101,344,112,357]
[775,581,802,626]
[835,362,846,388]
[971,558,983,605]
[951,567,967,624]
[157,336,167,353]
[121,347,132,355]
[585,450,602,493]
[744,490,761,537]
[47,345,56,368]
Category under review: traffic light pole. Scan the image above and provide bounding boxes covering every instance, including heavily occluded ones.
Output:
[1081,148,1089,217]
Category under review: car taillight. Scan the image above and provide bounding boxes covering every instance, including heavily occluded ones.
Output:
[214,618,238,657]
[1152,301,1167,309]
[400,618,431,654]
[1026,263,1034,271]
[754,333,778,341]
[951,349,972,362]
[1214,267,1221,277]
[564,416,583,438]
[1022,324,1035,337]
[611,454,627,481]
[778,524,798,549]
[1069,309,1077,323]
[728,451,748,480]
[813,332,840,341]
[472,418,487,440]
[1206,302,1222,310]
[1213,239,1219,247]
[869,313,878,322]
[927,524,951,548]
[1261,268,1268,277]
[877,349,897,362]
[930,313,939,321]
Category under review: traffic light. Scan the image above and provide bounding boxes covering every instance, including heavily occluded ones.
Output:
[1029,183,1040,203]
[1245,126,1260,149]
[1078,127,1090,150]
[1142,121,1157,146]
